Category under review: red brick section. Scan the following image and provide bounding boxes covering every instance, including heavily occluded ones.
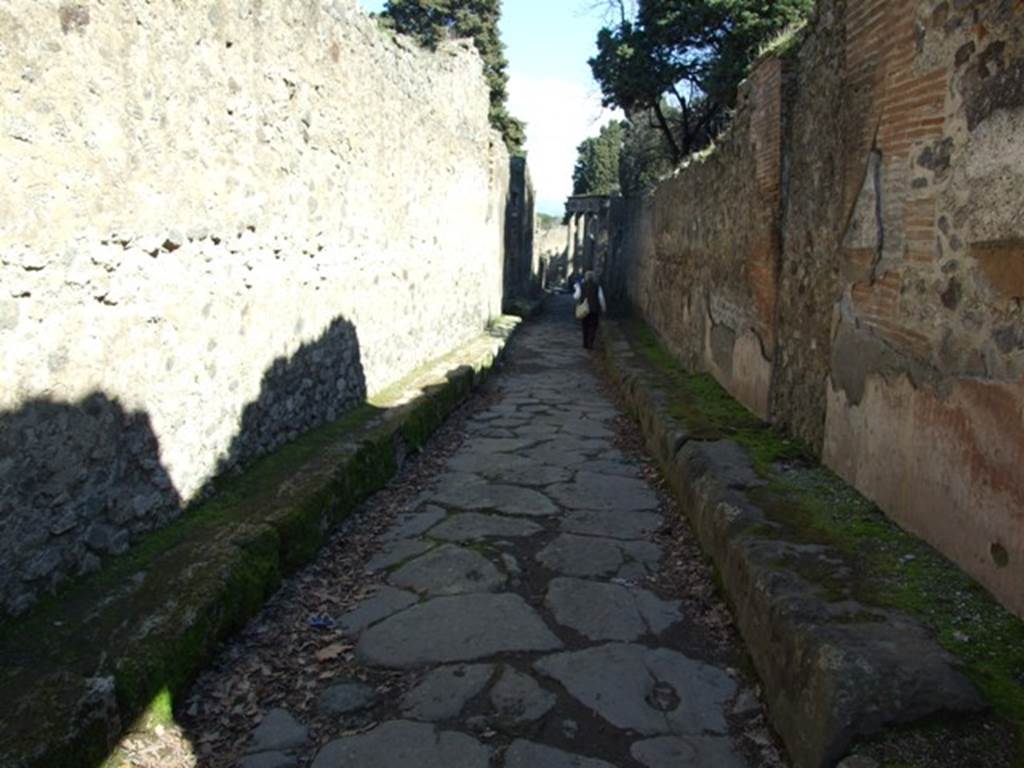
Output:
[844,0,948,359]
[747,57,784,355]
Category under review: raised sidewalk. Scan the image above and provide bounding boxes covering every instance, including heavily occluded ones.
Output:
[599,318,1024,768]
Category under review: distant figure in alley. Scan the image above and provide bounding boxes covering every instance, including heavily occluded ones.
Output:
[574,270,607,350]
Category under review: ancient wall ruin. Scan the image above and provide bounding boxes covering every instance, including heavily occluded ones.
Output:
[0,0,513,618]
[617,60,783,417]
[503,157,538,307]
[536,222,569,288]
[615,0,1024,615]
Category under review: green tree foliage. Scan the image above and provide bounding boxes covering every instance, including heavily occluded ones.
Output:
[589,0,812,163]
[572,121,625,196]
[536,212,564,229]
[619,110,676,196]
[380,0,525,153]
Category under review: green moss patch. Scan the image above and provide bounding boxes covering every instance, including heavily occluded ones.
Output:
[618,318,1024,763]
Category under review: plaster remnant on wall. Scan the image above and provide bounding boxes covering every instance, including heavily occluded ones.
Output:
[824,370,1024,617]
[709,321,737,379]
[830,318,923,406]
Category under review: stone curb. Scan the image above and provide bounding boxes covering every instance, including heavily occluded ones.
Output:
[598,322,985,768]
[0,318,522,768]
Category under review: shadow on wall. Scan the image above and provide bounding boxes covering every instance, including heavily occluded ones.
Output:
[0,315,367,621]
[0,394,182,618]
[216,316,367,477]
[503,156,538,307]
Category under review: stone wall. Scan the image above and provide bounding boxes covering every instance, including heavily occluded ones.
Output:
[617,60,783,418]
[535,222,568,288]
[0,0,511,618]
[503,157,538,306]
[614,0,1024,615]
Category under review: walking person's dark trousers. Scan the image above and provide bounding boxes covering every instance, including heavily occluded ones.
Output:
[582,314,600,350]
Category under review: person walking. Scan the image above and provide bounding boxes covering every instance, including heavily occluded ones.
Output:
[574,270,607,350]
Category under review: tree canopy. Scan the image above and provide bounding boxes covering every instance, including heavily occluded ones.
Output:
[589,0,811,163]
[572,121,625,196]
[618,111,677,196]
[380,0,525,153]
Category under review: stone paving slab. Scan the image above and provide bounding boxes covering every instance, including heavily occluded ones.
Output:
[634,590,683,635]
[503,741,619,768]
[495,463,577,487]
[447,452,534,476]
[366,538,434,572]
[429,473,559,517]
[239,752,298,768]
[536,534,624,578]
[459,437,542,454]
[428,513,544,542]
[545,577,646,641]
[534,643,736,737]
[247,709,308,753]
[560,509,663,540]
[388,544,506,596]
[356,594,563,668]
[547,471,660,512]
[339,586,419,635]
[631,735,748,768]
[318,681,378,716]
[489,666,556,724]
[545,578,680,641]
[583,459,642,478]
[380,505,448,541]
[310,721,491,768]
[401,664,495,721]
[528,436,609,462]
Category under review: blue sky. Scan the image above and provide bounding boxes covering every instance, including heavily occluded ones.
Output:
[356,0,619,214]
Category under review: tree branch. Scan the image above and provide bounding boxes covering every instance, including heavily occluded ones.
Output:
[652,101,681,165]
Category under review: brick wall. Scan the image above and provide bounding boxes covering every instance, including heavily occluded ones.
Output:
[615,0,1024,616]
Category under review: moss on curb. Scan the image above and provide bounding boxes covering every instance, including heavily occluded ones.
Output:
[617,318,1024,764]
[0,320,519,768]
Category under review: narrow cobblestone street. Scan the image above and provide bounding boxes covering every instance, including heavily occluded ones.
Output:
[153,297,784,768]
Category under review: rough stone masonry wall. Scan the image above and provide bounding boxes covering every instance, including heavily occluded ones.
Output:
[0,0,510,618]
[618,58,783,418]
[617,0,1024,615]
[503,156,537,306]
[534,222,568,288]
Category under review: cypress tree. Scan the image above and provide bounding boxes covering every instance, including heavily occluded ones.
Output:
[572,121,625,196]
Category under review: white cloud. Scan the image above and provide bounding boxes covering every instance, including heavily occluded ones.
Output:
[507,74,619,215]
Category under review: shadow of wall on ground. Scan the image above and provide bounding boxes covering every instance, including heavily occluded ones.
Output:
[0,393,182,619]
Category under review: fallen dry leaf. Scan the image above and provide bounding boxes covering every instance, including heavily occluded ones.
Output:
[315,642,352,662]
